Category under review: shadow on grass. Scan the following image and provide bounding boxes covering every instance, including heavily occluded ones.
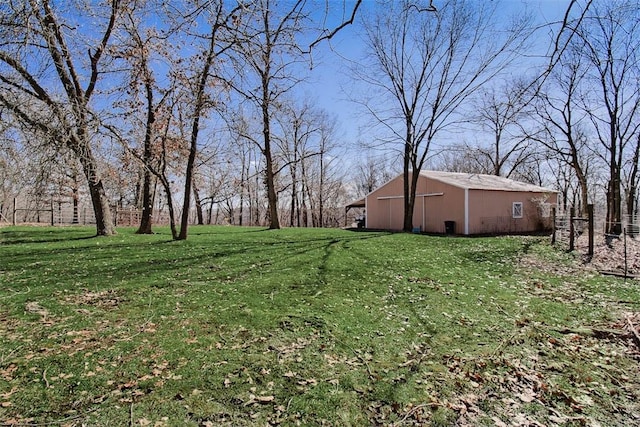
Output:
[0,228,97,245]
[1,227,394,295]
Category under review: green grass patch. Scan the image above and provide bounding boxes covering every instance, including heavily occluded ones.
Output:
[1,226,639,426]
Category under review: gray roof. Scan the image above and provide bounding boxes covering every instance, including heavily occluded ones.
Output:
[419,170,556,193]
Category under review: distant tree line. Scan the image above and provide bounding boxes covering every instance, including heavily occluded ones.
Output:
[1,0,638,237]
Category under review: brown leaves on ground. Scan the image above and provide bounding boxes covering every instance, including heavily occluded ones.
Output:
[520,234,640,278]
[474,316,640,425]
[576,234,640,275]
[62,288,124,311]
[362,310,640,426]
[24,301,50,317]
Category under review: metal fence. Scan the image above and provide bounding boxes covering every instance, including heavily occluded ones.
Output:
[554,211,639,237]
[5,198,173,227]
[553,205,639,256]
[4,197,349,229]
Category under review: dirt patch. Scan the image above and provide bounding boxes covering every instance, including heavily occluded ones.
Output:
[63,289,124,310]
[24,301,50,317]
[575,234,640,276]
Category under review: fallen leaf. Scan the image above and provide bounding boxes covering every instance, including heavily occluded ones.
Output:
[517,391,536,403]
[25,301,49,317]
[491,416,508,427]
[0,387,18,399]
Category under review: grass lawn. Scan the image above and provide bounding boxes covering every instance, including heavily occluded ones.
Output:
[1,225,639,426]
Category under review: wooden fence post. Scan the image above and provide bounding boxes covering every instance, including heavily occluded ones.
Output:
[50,199,54,226]
[587,204,594,257]
[569,206,575,251]
[12,197,16,226]
[551,207,556,245]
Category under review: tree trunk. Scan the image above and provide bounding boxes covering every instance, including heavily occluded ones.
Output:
[263,101,280,229]
[239,156,246,226]
[193,183,204,225]
[136,167,154,234]
[177,13,221,240]
[136,73,156,234]
[254,171,261,226]
[404,170,419,232]
[290,163,297,227]
[86,173,114,236]
[606,120,622,235]
[158,175,178,239]
[75,140,115,236]
[319,148,324,228]
[305,183,315,227]
[402,123,413,232]
[627,136,640,219]
[264,152,280,229]
[566,139,589,217]
[178,137,197,239]
[239,187,244,226]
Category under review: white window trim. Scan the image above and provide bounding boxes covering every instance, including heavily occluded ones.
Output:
[512,202,523,219]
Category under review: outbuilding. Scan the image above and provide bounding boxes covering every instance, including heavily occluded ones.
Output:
[357,170,557,235]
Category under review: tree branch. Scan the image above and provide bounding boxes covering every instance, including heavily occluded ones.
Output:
[308,0,362,51]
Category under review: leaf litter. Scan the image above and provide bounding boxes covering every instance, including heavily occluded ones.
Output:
[2,231,640,426]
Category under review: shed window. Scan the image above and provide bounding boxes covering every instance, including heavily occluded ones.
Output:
[512,202,523,219]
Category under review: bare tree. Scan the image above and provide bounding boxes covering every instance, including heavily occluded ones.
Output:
[623,133,640,220]
[309,112,343,227]
[105,76,185,237]
[434,144,493,175]
[226,0,314,229]
[170,1,242,240]
[152,102,183,238]
[0,0,125,235]
[358,0,533,232]
[353,156,394,198]
[471,80,537,178]
[226,0,368,229]
[99,1,250,238]
[232,118,257,226]
[575,1,640,234]
[293,109,342,227]
[273,101,326,227]
[0,126,30,222]
[530,45,593,216]
[117,4,175,234]
[228,113,268,226]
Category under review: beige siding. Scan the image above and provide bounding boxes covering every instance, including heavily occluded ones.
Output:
[467,190,556,234]
[366,173,465,232]
[364,172,557,234]
[366,175,405,230]
[420,179,464,233]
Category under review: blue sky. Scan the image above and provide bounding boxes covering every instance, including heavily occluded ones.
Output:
[301,0,576,161]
